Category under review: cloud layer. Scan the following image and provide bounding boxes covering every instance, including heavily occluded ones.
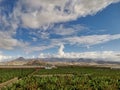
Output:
[0,0,120,51]
[25,34,120,53]
[39,45,120,61]
[63,34,120,46]
[0,0,120,59]
[0,52,12,62]
[0,31,28,50]
[14,0,120,29]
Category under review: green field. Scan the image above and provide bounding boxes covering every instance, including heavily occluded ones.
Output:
[34,66,120,76]
[1,66,120,90]
[0,68,35,83]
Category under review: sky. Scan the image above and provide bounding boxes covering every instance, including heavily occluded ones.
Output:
[0,0,120,61]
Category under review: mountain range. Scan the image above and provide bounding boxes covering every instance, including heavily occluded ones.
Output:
[0,57,120,66]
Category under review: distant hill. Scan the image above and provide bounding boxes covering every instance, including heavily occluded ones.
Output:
[0,57,120,66]
[4,57,27,65]
[15,57,26,61]
[25,59,47,66]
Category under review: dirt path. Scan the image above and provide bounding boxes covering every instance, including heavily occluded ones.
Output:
[34,74,74,77]
[0,69,37,89]
[0,77,18,89]
[28,69,40,76]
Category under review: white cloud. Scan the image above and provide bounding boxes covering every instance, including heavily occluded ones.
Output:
[1,0,120,59]
[39,44,120,61]
[61,51,120,62]
[0,12,29,50]
[53,24,75,36]
[63,34,120,46]
[28,24,86,41]
[1,0,120,51]
[24,44,56,54]
[39,53,54,58]
[0,54,12,62]
[32,37,37,42]
[58,44,64,56]
[0,31,29,50]
[1,0,119,52]
[14,0,120,29]
[24,34,120,53]
[52,24,86,36]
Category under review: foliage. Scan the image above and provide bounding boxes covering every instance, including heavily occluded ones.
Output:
[0,68,35,83]
[2,66,120,90]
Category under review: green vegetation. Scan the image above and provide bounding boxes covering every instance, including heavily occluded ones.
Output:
[1,66,120,90]
[3,75,120,90]
[35,66,120,77]
[0,68,35,83]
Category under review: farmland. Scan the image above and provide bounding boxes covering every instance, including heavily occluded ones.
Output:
[0,68,35,83]
[0,66,120,90]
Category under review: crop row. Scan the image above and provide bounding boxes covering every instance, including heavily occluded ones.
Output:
[1,66,120,90]
[3,75,120,90]
[34,66,120,77]
[0,68,35,83]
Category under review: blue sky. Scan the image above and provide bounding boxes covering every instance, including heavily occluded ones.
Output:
[0,0,120,61]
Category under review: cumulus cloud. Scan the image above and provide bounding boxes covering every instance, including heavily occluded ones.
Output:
[39,45,120,61]
[58,44,65,56]
[14,0,120,29]
[62,51,120,62]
